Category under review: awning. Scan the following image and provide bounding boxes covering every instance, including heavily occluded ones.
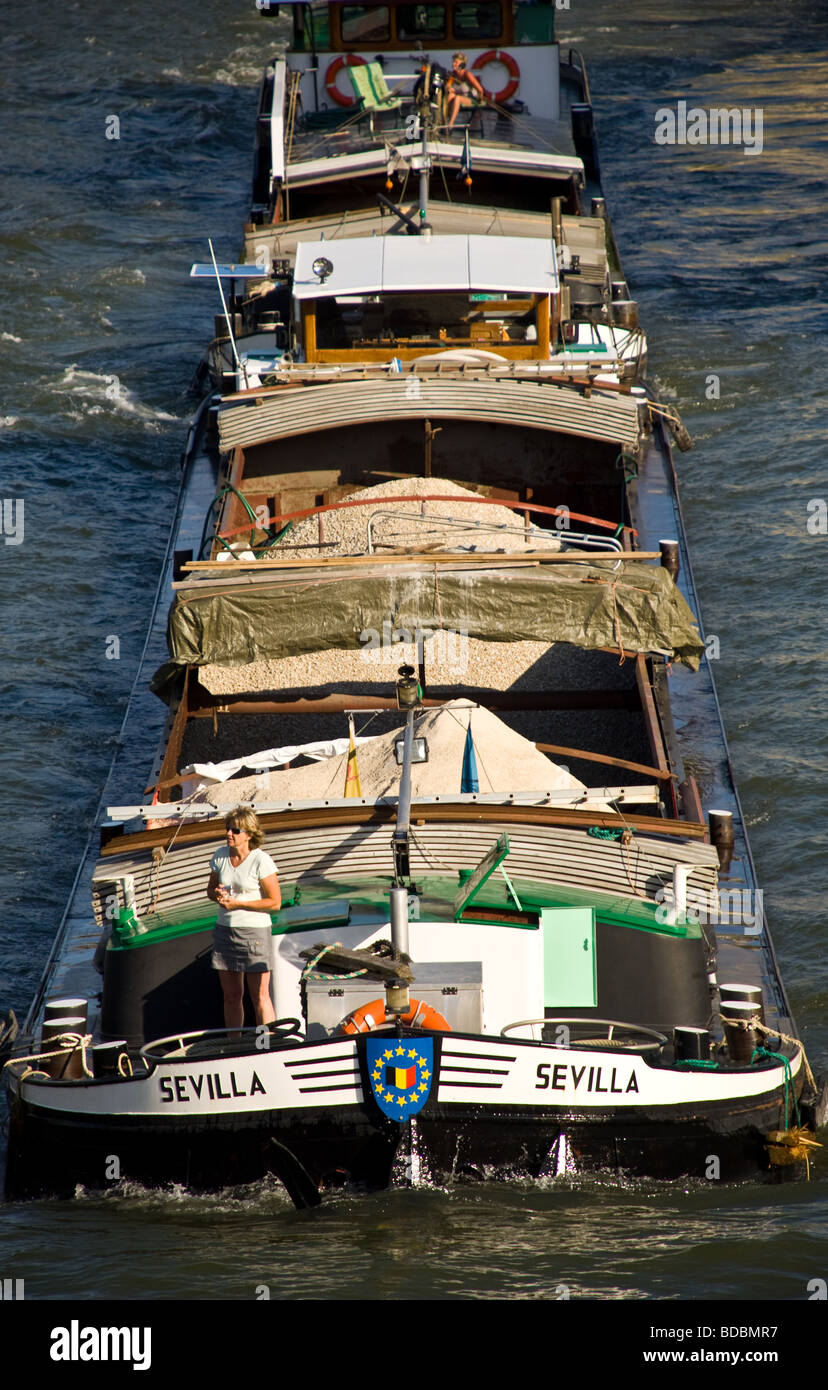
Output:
[292,234,559,299]
[286,143,584,189]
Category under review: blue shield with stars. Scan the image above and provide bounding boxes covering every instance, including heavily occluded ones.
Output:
[366,1037,434,1121]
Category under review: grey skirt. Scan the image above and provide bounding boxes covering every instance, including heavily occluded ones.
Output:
[212,923,274,973]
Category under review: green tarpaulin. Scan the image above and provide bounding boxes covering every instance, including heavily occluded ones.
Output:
[152,561,704,702]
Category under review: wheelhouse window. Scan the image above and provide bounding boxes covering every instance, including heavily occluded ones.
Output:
[340,5,390,43]
[452,3,503,40]
[291,1,331,52]
[314,291,539,350]
[395,5,447,41]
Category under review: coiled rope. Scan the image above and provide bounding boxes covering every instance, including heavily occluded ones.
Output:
[1,1031,95,1080]
[300,942,367,981]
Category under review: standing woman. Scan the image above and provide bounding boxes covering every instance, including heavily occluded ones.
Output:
[206,807,281,1029]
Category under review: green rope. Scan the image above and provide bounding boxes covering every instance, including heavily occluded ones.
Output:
[199,482,261,559]
[751,1046,799,1127]
[301,941,367,982]
[587,826,625,841]
[257,519,293,552]
[615,450,638,482]
[675,1058,719,1070]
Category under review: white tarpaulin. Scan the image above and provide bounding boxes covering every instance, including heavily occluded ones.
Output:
[179,735,377,788]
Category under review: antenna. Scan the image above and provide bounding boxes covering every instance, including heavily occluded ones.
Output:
[208,238,249,389]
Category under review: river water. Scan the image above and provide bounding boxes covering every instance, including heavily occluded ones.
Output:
[0,0,825,1309]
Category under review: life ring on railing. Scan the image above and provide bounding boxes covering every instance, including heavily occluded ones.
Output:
[472,49,520,104]
[325,54,366,107]
[338,998,452,1035]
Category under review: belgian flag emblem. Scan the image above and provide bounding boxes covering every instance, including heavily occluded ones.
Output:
[386,1065,416,1090]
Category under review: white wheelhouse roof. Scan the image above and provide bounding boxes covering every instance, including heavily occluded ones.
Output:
[292,234,559,300]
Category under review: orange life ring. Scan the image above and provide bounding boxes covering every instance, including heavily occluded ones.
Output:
[339,998,452,1035]
[325,54,366,108]
[472,49,520,104]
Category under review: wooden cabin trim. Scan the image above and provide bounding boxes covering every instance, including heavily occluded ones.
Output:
[302,302,318,360]
[537,293,551,357]
[311,344,548,362]
[100,798,707,859]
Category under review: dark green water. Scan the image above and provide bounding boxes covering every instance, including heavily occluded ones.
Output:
[0,0,825,1302]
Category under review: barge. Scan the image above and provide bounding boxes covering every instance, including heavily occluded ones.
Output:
[4,1,822,1205]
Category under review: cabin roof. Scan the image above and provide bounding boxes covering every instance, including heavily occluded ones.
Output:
[292,233,559,300]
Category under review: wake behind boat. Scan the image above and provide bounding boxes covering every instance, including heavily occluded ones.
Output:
[3,0,823,1205]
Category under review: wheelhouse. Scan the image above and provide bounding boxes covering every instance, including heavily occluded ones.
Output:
[293,233,558,361]
[279,0,556,53]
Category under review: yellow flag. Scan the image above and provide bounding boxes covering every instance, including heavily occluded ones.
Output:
[344,717,362,798]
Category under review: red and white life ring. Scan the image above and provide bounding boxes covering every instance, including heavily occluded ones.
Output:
[472,49,520,104]
[338,998,452,1035]
[325,53,366,107]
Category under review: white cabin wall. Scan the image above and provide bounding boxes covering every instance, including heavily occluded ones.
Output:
[273,917,544,1033]
[286,46,560,122]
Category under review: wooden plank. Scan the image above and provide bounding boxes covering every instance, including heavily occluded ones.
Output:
[633,653,671,777]
[536,742,676,782]
[187,690,638,715]
[206,492,635,538]
[182,550,661,573]
[151,668,191,799]
[298,943,413,984]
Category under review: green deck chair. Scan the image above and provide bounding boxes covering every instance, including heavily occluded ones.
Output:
[347,61,403,132]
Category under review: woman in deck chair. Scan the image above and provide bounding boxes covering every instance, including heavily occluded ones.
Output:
[446,52,485,129]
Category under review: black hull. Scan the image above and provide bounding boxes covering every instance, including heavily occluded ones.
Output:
[5,1089,798,1202]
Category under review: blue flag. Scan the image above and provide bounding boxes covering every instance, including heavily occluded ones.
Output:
[461,723,479,793]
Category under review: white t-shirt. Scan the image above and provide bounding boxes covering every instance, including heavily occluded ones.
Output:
[210,846,278,930]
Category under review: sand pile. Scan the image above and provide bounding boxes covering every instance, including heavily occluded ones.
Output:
[276,475,562,558]
[206,700,586,807]
[199,635,563,697]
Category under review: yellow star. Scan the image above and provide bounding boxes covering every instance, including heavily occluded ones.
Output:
[420,1069,431,1081]
[419,1081,428,1092]
[383,1049,393,1060]
[396,1095,406,1107]
[408,1048,417,1059]
[372,1068,382,1080]
[395,1045,405,1056]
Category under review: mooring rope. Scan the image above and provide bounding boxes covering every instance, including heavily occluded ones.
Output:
[752,1045,799,1127]
[300,942,367,981]
[2,1032,95,1080]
